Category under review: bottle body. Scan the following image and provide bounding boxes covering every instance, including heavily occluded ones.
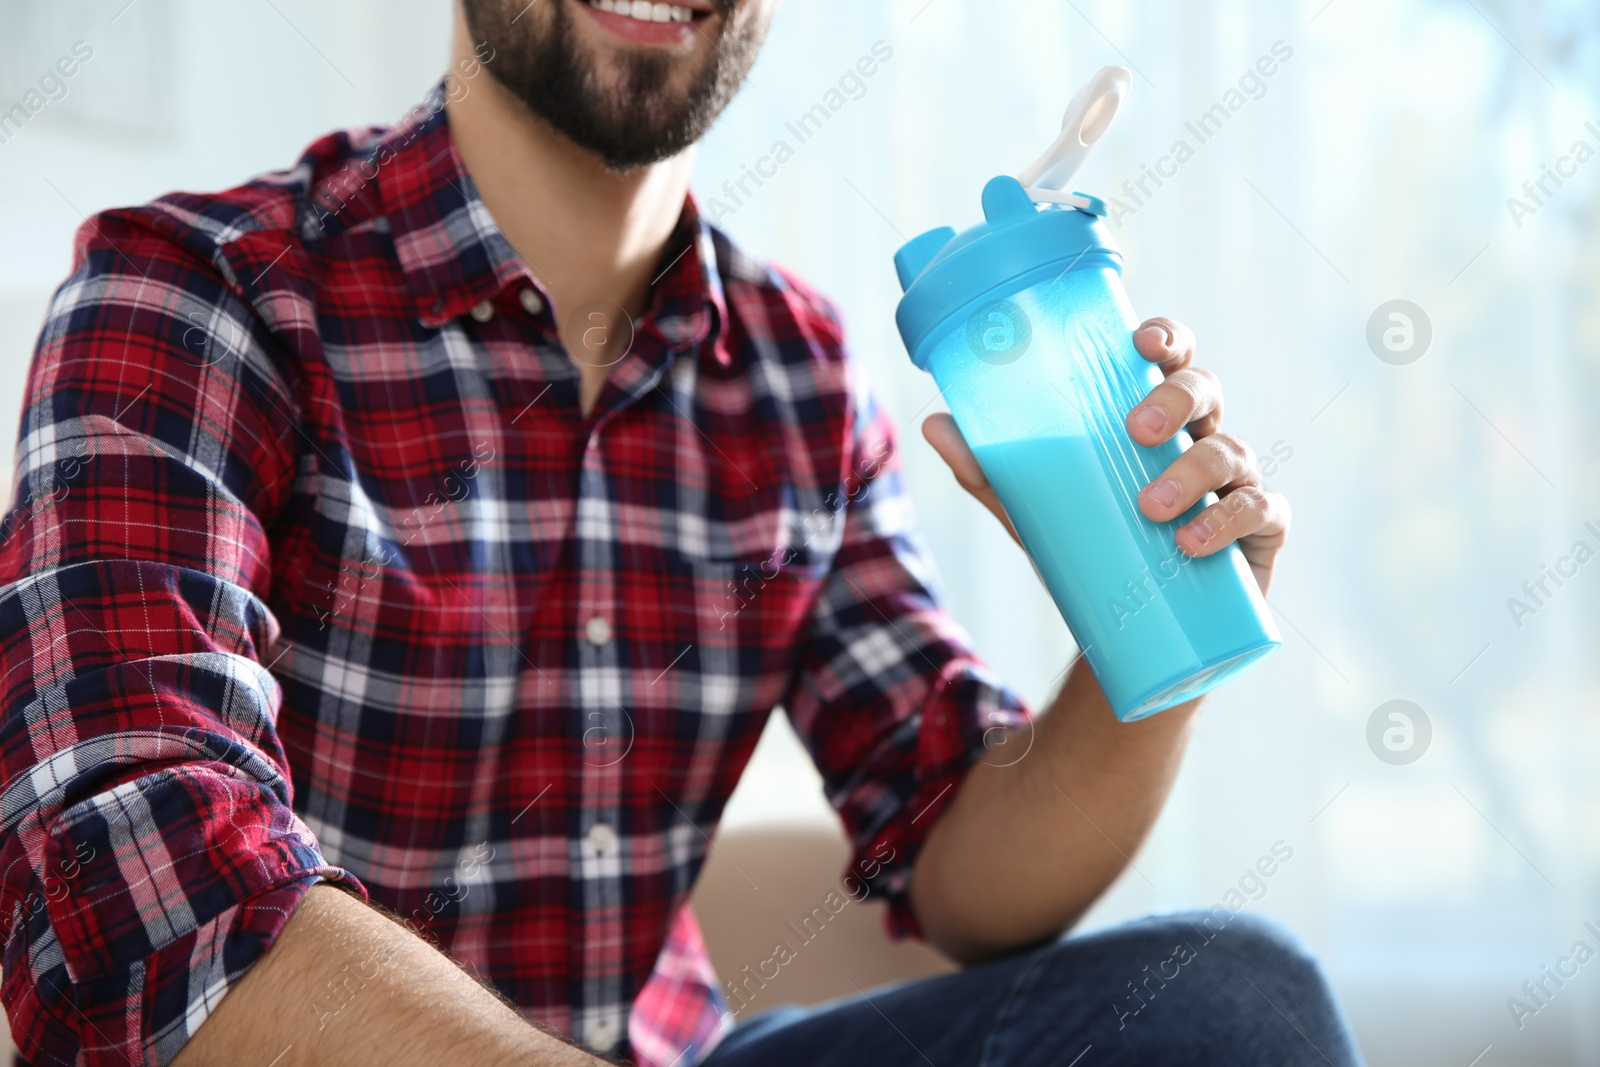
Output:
[925,264,1280,719]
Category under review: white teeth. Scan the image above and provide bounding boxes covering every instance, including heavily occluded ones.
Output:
[588,0,695,23]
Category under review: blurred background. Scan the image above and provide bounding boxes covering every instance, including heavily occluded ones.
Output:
[3,1,1598,1063]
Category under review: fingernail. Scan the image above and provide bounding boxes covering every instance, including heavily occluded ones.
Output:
[1134,406,1167,436]
[1146,478,1179,508]
[1137,324,1171,348]
[1185,517,1214,544]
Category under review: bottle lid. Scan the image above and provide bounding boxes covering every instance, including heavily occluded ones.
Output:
[893,67,1131,370]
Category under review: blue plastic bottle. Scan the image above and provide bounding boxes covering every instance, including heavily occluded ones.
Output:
[893,67,1280,720]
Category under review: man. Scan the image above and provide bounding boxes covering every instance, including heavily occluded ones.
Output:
[0,1,1361,1064]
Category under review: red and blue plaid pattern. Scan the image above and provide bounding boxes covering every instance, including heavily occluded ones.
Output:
[0,87,1028,1067]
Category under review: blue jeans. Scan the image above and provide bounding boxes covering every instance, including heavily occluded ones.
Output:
[699,911,1364,1067]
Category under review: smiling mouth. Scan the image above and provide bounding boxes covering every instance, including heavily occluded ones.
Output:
[582,0,709,23]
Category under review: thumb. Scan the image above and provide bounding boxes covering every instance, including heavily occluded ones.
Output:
[922,414,1019,545]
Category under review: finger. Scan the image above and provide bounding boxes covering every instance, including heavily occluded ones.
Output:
[1132,317,1197,373]
[922,414,1019,542]
[1175,485,1291,561]
[922,413,988,492]
[1125,366,1224,446]
[1138,432,1258,523]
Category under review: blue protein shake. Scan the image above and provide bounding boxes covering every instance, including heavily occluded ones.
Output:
[893,68,1279,719]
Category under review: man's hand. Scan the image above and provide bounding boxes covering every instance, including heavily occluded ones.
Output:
[922,315,1290,596]
[910,316,1289,964]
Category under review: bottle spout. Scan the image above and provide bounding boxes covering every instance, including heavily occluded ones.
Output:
[1017,66,1131,196]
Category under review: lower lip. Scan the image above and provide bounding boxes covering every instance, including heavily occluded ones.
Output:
[576,1,705,46]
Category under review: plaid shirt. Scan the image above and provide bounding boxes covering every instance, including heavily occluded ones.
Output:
[0,87,1027,1067]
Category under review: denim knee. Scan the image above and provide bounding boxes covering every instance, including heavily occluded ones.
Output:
[1171,908,1324,980]
[1030,909,1363,1064]
[1095,909,1328,1012]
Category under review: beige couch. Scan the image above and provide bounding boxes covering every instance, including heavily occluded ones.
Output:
[688,820,953,1019]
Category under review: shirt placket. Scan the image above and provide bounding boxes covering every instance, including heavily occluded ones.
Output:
[573,418,628,1057]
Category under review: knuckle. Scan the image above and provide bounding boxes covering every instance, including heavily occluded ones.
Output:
[1169,371,1206,408]
[1222,484,1266,518]
[1190,366,1222,406]
[1207,430,1239,456]
[1195,434,1243,478]
[1216,433,1256,471]
[1197,435,1234,474]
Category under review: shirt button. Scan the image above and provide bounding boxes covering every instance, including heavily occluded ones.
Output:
[584,615,612,647]
[586,1020,618,1053]
[519,288,545,316]
[470,300,495,323]
[586,822,617,855]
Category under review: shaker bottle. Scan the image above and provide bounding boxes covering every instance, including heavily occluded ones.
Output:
[892,67,1280,720]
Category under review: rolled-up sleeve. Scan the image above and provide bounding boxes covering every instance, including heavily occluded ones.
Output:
[0,210,360,1066]
[782,376,1031,940]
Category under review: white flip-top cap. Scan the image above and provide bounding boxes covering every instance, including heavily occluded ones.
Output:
[1017,65,1131,208]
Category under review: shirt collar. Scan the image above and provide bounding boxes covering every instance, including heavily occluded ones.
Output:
[375,86,726,352]
[652,194,727,356]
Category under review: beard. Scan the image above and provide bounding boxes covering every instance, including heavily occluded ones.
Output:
[460,0,768,170]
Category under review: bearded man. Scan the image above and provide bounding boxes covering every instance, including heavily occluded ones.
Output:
[0,3,1361,1064]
